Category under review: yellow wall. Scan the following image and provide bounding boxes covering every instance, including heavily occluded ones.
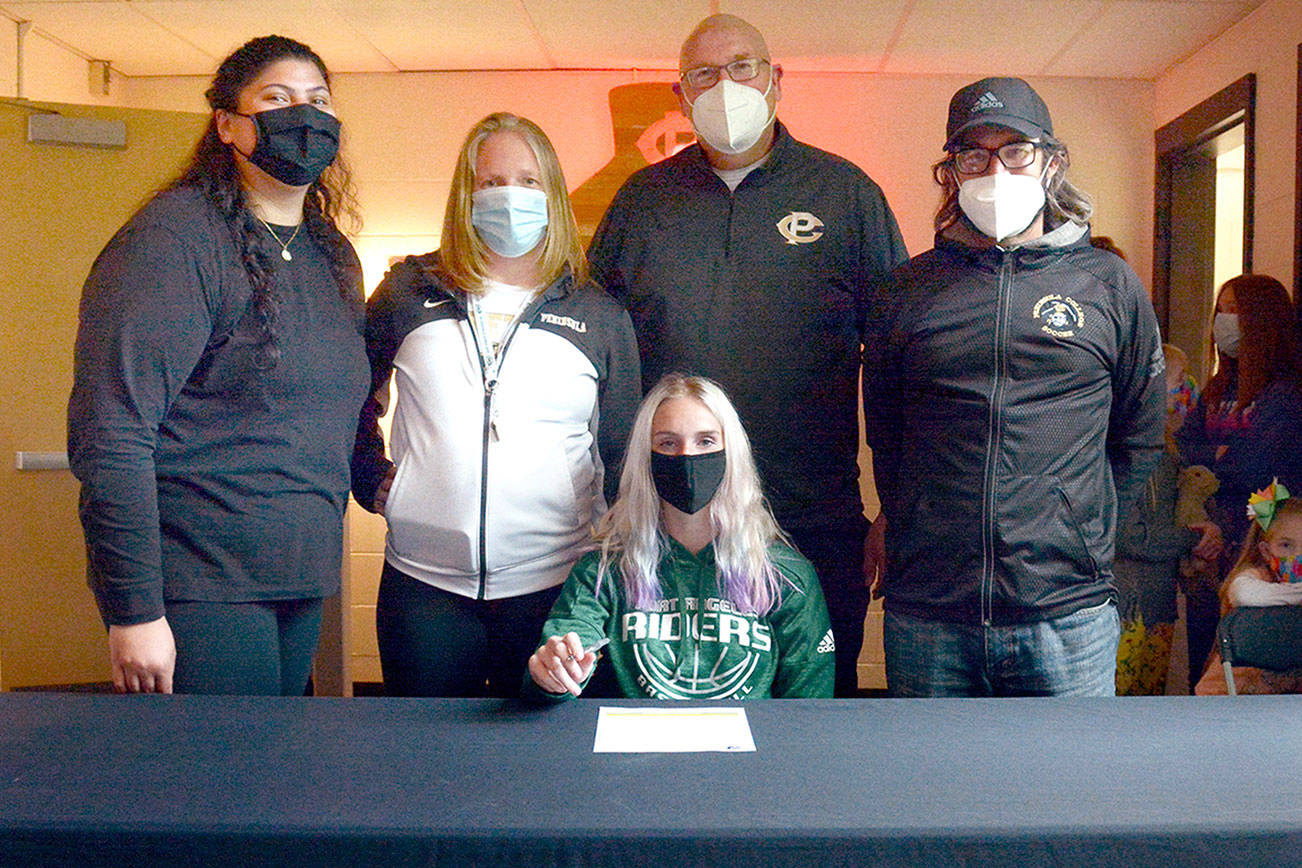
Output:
[1155,0,1302,287]
[0,101,204,688]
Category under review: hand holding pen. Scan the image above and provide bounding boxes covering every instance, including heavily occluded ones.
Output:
[528,632,609,697]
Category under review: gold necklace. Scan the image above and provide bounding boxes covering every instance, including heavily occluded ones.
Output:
[255,215,303,261]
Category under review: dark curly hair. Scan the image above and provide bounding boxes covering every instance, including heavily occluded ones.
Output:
[167,34,361,368]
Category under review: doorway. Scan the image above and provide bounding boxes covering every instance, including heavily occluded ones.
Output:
[1153,74,1255,383]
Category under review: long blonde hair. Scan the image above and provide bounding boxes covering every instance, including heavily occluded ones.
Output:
[437,112,587,292]
[594,374,789,614]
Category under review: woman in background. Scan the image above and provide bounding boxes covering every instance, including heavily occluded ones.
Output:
[352,112,640,697]
[528,373,833,700]
[69,35,368,695]
[1177,273,1302,687]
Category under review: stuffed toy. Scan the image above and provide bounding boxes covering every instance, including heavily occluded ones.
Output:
[1176,464,1218,528]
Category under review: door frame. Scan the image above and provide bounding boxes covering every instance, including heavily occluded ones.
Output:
[1152,73,1255,335]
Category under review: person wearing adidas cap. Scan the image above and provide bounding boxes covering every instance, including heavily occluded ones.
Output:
[589,14,907,697]
[862,77,1166,696]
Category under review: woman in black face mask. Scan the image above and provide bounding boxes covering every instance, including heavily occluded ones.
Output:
[527,373,833,700]
[68,36,369,695]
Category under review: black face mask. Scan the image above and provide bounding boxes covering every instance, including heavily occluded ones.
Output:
[234,104,340,186]
[651,450,726,515]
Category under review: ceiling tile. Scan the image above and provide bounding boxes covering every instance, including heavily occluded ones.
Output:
[130,1,396,74]
[882,0,1107,76]
[524,0,709,69]
[1047,0,1264,78]
[729,0,911,71]
[2,1,215,76]
[331,0,551,70]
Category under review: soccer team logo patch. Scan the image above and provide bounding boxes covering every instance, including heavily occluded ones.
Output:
[1032,294,1084,338]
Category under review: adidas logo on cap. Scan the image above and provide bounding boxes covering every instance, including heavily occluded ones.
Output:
[972,91,1004,113]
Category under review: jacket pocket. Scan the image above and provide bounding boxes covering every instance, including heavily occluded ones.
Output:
[487,431,593,572]
[997,475,1101,590]
[383,451,477,573]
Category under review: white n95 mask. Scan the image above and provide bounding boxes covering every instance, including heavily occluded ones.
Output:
[688,78,775,155]
[471,186,548,258]
[958,173,1047,242]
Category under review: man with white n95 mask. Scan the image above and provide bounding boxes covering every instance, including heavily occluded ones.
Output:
[863,77,1166,697]
[589,14,908,697]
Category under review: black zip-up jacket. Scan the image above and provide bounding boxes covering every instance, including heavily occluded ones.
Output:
[589,124,907,529]
[863,221,1165,626]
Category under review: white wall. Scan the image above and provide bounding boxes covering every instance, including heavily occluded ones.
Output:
[1156,0,1302,288]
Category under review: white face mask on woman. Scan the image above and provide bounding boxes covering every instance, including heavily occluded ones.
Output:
[471,186,548,258]
[687,78,775,155]
[1213,312,1242,358]
[957,172,1047,242]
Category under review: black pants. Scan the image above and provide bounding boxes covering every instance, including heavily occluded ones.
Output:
[376,561,562,697]
[167,598,323,696]
[786,517,871,697]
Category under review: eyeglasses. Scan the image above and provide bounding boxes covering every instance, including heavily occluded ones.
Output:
[680,57,770,91]
[952,141,1039,174]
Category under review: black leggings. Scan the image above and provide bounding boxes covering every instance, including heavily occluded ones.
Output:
[376,562,561,697]
[167,598,324,696]
[786,518,871,698]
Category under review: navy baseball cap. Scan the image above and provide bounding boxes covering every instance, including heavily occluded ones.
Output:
[945,77,1054,150]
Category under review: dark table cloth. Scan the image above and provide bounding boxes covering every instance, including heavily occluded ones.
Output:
[2,693,1299,866]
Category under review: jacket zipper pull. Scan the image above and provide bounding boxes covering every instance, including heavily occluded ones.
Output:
[486,378,500,441]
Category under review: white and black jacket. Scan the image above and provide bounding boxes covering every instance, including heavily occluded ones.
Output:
[352,253,641,600]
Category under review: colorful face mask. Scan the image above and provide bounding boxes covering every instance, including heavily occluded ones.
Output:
[1167,373,1196,421]
[651,450,726,515]
[235,104,341,186]
[1268,552,1302,584]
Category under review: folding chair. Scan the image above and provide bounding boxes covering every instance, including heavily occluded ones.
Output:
[1216,605,1302,695]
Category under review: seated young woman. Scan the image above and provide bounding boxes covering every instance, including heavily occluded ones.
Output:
[527,373,834,700]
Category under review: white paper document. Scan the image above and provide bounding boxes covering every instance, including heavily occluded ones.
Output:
[593,706,756,753]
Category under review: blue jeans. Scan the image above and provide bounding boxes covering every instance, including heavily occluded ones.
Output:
[883,602,1120,697]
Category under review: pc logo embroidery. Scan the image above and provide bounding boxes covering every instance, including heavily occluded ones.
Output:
[1033,294,1084,338]
[777,211,824,245]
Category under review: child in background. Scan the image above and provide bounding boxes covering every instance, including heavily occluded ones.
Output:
[1113,344,1202,694]
[1196,481,1302,694]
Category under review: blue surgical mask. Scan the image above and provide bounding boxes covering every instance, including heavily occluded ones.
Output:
[1213,312,1241,358]
[471,186,548,258]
